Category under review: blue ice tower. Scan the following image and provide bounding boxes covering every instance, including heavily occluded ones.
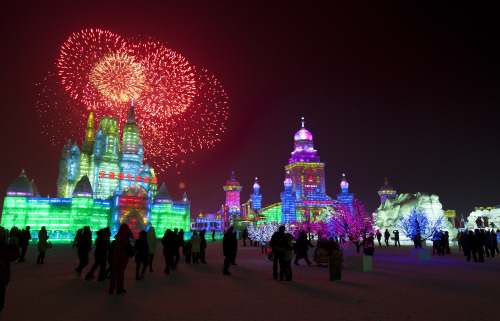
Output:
[336,173,354,210]
[281,173,296,223]
[250,177,262,210]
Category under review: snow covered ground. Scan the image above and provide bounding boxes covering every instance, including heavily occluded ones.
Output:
[3,240,499,321]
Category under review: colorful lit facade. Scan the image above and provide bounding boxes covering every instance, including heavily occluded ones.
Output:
[250,177,262,211]
[1,103,190,240]
[261,118,337,223]
[378,177,397,204]
[221,171,242,228]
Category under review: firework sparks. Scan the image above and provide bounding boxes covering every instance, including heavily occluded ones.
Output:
[37,29,229,174]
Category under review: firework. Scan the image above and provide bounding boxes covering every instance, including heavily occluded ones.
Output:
[37,29,229,174]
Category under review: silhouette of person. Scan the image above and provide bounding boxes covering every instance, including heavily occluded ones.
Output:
[18,226,31,262]
[85,229,110,281]
[109,224,133,294]
[200,229,207,263]
[162,229,176,274]
[0,227,20,312]
[147,226,157,272]
[223,226,237,275]
[75,226,92,276]
[36,226,49,264]
[384,229,390,247]
[294,230,312,265]
[393,230,400,247]
[270,226,286,280]
[134,230,149,280]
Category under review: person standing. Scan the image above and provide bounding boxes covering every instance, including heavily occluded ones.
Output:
[232,229,238,265]
[492,229,499,255]
[270,226,286,281]
[376,230,382,248]
[75,226,92,276]
[222,226,237,275]
[147,226,157,272]
[36,227,49,264]
[294,230,312,265]
[200,229,207,263]
[242,228,248,247]
[212,229,216,242]
[190,230,201,264]
[134,230,149,280]
[0,227,20,312]
[109,224,133,294]
[18,226,31,262]
[85,229,110,281]
[384,229,390,247]
[162,229,176,274]
[393,230,400,247]
[283,232,294,281]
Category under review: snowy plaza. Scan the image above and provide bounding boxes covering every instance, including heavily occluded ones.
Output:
[3,240,499,321]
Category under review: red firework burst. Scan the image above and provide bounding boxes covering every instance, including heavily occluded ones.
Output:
[37,28,229,173]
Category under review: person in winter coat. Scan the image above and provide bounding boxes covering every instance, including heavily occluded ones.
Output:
[294,230,312,265]
[0,227,20,312]
[283,233,294,281]
[18,226,31,262]
[190,230,201,264]
[85,229,110,281]
[134,230,149,280]
[393,230,400,247]
[75,226,92,276]
[109,224,133,294]
[36,226,49,264]
[270,226,287,281]
[147,226,157,272]
[376,230,382,248]
[363,233,375,256]
[384,229,390,247]
[162,229,176,274]
[200,229,207,263]
[223,226,237,275]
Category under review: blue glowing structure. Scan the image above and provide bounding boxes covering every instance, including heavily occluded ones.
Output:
[251,177,262,210]
[336,173,354,210]
[280,173,296,223]
[395,203,446,247]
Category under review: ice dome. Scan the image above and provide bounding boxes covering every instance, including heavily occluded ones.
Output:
[341,174,349,189]
[294,128,313,141]
[225,171,241,186]
[73,175,93,198]
[7,169,33,197]
[253,177,260,189]
[380,178,395,192]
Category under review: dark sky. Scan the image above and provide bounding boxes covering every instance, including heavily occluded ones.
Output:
[1,1,499,218]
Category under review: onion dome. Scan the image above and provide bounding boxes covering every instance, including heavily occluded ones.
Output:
[379,177,396,193]
[253,177,260,189]
[340,173,349,189]
[154,183,173,203]
[7,169,33,197]
[225,170,241,186]
[73,175,93,198]
[294,116,313,141]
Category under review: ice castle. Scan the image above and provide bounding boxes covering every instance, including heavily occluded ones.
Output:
[1,103,190,240]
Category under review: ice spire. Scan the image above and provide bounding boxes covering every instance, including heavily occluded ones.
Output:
[301,116,305,128]
[126,100,137,124]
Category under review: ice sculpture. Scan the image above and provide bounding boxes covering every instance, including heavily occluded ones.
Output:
[374,192,457,243]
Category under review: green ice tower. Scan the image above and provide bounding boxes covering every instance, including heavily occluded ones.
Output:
[92,116,121,199]
[120,101,143,192]
[79,112,95,181]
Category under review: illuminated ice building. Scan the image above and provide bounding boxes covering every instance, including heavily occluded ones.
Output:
[1,103,190,240]
[251,118,347,224]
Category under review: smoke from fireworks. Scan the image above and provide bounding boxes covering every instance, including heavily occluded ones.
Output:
[36,28,228,174]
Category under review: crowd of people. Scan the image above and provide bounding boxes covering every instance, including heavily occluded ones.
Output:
[457,229,499,262]
[1,223,499,313]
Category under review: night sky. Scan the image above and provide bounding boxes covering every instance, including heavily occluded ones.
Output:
[1,1,499,218]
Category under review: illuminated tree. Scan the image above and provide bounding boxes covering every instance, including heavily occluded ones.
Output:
[327,199,374,253]
[395,203,446,248]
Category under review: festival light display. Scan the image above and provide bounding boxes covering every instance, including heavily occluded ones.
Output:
[378,177,397,204]
[327,200,375,252]
[223,171,242,218]
[395,203,446,247]
[1,104,190,241]
[36,28,229,173]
